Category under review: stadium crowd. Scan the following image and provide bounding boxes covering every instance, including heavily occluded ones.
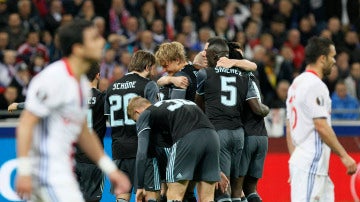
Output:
[0,0,360,120]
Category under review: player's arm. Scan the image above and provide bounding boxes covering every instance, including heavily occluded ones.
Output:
[247,98,270,117]
[8,102,25,112]
[314,118,357,175]
[77,121,131,194]
[285,120,295,155]
[157,75,188,89]
[217,57,257,71]
[16,110,40,200]
[144,81,160,104]
[195,68,207,111]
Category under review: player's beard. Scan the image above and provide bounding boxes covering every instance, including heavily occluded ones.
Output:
[323,63,333,76]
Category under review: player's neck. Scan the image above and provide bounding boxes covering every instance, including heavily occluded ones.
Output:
[132,71,149,78]
[65,56,91,81]
[306,65,323,79]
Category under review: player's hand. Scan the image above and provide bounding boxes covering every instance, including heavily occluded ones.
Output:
[16,175,32,200]
[341,155,357,175]
[215,172,229,193]
[108,170,131,195]
[217,57,236,68]
[171,76,188,89]
[135,189,145,202]
[193,51,207,68]
[8,103,19,112]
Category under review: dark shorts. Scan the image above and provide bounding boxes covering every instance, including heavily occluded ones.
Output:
[75,162,105,201]
[239,136,268,178]
[155,147,171,182]
[166,128,220,183]
[113,158,161,192]
[217,127,245,178]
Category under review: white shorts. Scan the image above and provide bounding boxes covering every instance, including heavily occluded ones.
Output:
[31,182,84,202]
[289,164,334,202]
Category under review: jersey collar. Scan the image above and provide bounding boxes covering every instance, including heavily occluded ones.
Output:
[306,69,319,78]
[63,58,74,77]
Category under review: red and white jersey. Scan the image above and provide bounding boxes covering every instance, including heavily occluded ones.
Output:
[286,70,332,175]
[25,59,90,187]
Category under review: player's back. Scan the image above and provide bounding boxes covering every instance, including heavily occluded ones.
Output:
[286,71,331,174]
[199,66,248,130]
[148,99,214,143]
[76,88,107,164]
[105,73,156,159]
[26,59,90,182]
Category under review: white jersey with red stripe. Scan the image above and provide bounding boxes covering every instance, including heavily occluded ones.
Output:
[25,59,90,200]
[286,70,332,175]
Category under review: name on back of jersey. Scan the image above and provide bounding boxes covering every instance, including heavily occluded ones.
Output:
[215,67,243,76]
[112,81,137,90]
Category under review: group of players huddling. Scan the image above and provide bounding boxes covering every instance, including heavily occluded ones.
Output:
[12,19,269,202]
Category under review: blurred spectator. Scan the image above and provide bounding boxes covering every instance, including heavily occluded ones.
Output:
[93,16,107,38]
[298,0,327,33]
[327,17,344,47]
[284,29,305,70]
[32,0,48,18]
[325,0,359,29]
[136,30,156,53]
[244,2,264,34]
[17,31,49,64]
[48,32,62,62]
[222,1,250,33]
[191,26,212,52]
[344,62,360,101]
[335,51,350,79]
[151,18,166,44]
[259,33,275,53]
[0,30,9,51]
[61,0,82,17]
[324,65,340,95]
[298,15,316,46]
[277,0,298,29]
[331,80,359,120]
[267,14,287,50]
[106,33,127,61]
[213,13,233,41]
[0,0,9,29]
[60,13,73,26]
[123,16,140,52]
[269,79,290,108]
[17,0,43,33]
[5,13,27,49]
[118,50,131,70]
[339,30,360,63]
[257,51,277,105]
[276,45,294,82]
[194,0,215,30]
[244,19,261,49]
[9,62,30,102]
[0,85,18,118]
[43,0,63,36]
[319,28,332,40]
[179,16,198,49]
[138,0,158,31]
[100,48,118,79]
[108,0,130,34]
[108,64,125,84]
[0,50,17,85]
[76,0,97,21]
[29,53,45,75]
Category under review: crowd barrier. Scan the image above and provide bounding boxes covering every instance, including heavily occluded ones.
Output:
[0,121,360,202]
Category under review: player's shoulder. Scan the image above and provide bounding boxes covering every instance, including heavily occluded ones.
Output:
[31,60,67,85]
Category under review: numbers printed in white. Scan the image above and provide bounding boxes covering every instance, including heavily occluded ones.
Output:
[220,76,237,106]
[109,93,137,127]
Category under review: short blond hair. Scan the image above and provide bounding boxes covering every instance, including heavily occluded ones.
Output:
[155,41,187,66]
[127,96,151,120]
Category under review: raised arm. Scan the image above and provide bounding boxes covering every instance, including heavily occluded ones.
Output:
[157,75,188,89]
[217,57,257,71]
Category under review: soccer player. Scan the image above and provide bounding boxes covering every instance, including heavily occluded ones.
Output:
[15,20,130,202]
[74,62,107,202]
[127,97,220,202]
[105,50,160,202]
[195,38,250,202]
[286,36,357,202]
[219,42,269,202]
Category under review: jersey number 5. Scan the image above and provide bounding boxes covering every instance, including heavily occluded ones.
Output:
[220,76,237,106]
[109,93,137,127]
